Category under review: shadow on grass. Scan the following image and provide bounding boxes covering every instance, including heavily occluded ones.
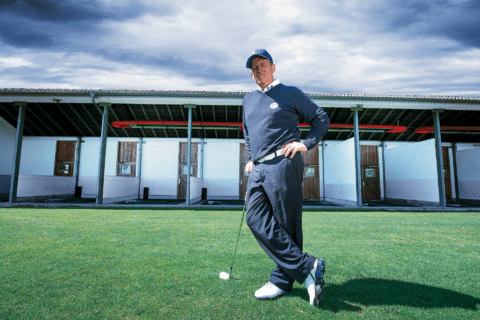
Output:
[289,278,480,313]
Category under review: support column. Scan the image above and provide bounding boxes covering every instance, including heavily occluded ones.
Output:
[381,141,387,201]
[200,138,205,180]
[433,109,447,207]
[74,136,82,196]
[138,137,143,200]
[352,105,363,207]
[9,102,27,203]
[452,142,460,202]
[96,103,110,205]
[322,140,326,201]
[184,104,196,205]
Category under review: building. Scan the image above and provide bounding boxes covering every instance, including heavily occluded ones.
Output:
[1,88,479,207]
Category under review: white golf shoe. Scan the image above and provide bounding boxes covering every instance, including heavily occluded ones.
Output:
[305,258,326,307]
[254,282,286,300]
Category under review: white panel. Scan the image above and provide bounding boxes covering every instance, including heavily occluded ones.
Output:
[384,138,439,202]
[79,138,100,177]
[105,139,119,176]
[324,138,357,203]
[140,141,179,196]
[190,177,203,201]
[17,175,75,197]
[19,138,57,175]
[103,176,139,199]
[203,142,240,198]
[0,116,16,175]
[456,147,480,200]
[78,176,98,198]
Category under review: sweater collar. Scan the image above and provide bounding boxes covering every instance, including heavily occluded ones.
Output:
[258,79,280,92]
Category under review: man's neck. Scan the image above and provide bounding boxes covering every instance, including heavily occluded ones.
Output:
[258,79,280,92]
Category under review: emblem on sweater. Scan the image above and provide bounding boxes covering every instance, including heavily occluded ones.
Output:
[270,102,279,109]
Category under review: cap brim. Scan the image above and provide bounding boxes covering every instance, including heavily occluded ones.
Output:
[246,54,270,69]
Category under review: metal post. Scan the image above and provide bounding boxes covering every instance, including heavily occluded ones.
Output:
[352,105,363,207]
[433,109,446,207]
[321,141,326,201]
[381,141,387,201]
[452,143,460,202]
[74,136,82,190]
[9,102,27,203]
[184,104,196,205]
[96,103,110,205]
[200,138,204,180]
[138,137,143,200]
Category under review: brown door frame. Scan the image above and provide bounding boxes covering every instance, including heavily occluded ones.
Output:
[177,142,198,199]
[361,145,381,201]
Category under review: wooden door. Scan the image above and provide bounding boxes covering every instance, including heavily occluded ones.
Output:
[54,141,76,177]
[361,145,381,201]
[239,143,250,200]
[177,142,198,199]
[302,147,320,200]
[117,142,137,177]
[443,146,453,202]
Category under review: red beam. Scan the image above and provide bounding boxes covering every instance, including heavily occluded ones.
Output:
[415,126,480,134]
[111,121,407,133]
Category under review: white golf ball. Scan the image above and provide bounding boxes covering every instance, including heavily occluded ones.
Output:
[219,272,229,280]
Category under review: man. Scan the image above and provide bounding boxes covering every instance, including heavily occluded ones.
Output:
[242,49,330,307]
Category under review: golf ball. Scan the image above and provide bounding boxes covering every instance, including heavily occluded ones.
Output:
[219,272,229,280]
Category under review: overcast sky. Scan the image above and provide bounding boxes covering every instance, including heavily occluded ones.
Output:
[0,0,479,96]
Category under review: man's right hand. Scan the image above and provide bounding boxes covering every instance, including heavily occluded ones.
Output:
[245,161,254,174]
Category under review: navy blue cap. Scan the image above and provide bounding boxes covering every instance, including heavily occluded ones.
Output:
[246,49,273,69]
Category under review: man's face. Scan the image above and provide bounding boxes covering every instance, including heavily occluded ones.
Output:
[250,57,276,90]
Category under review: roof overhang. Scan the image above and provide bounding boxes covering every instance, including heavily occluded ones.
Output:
[1,89,479,111]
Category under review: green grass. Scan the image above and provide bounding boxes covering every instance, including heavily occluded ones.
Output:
[1,208,479,319]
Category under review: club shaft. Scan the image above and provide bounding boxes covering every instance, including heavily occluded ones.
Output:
[229,196,247,276]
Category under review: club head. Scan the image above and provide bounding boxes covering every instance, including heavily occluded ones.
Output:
[219,272,230,280]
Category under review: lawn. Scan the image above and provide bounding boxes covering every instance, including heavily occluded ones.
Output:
[1,207,479,319]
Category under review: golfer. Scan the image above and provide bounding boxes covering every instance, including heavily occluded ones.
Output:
[243,49,330,307]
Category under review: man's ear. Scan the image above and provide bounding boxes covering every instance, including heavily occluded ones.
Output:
[250,71,255,79]
[272,64,276,73]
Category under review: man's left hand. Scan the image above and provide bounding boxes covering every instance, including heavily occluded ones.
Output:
[282,141,307,159]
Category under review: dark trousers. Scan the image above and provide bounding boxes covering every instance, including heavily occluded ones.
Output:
[246,153,316,291]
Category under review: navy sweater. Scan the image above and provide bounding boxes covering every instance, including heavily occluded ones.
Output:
[242,83,330,162]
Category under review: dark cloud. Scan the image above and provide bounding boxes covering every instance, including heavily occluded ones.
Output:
[0,0,143,22]
[93,47,246,83]
[0,17,55,48]
[374,0,480,48]
[0,0,173,49]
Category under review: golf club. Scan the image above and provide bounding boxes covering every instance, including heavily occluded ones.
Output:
[220,195,247,280]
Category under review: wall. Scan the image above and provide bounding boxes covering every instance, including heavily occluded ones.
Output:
[456,147,480,201]
[202,140,240,199]
[384,139,440,205]
[0,117,16,197]
[17,174,76,200]
[15,137,77,200]
[102,176,139,203]
[78,137,141,201]
[190,177,203,202]
[324,138,357,205]
[19,137,64,175]
[140,139,179,199]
